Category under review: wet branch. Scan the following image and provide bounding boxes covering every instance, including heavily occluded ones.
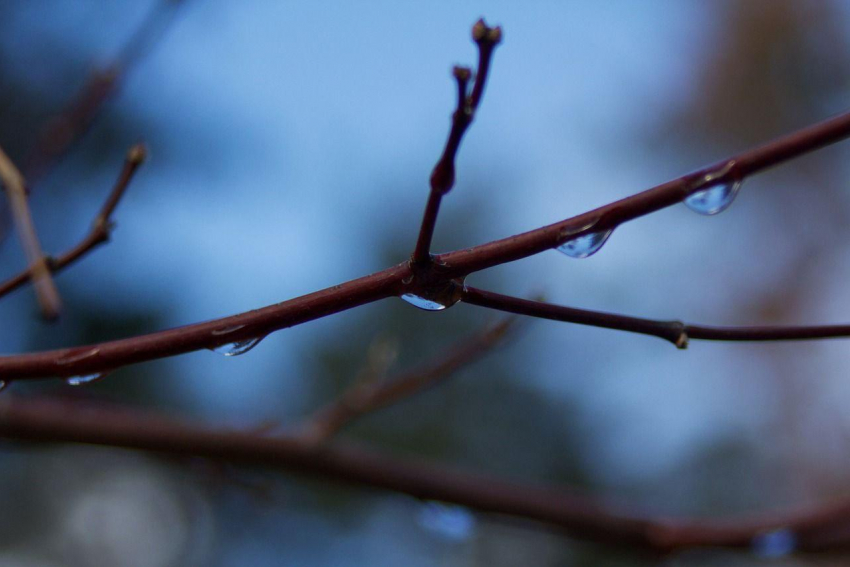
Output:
[0,146,62,319]
[3,395,850,553]
[461,286,850,349]
[3,23,850,382]
[301,316,516,442]
[411,20,502,265]
[0,144,147,300]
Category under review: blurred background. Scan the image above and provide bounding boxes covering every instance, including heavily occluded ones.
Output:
[1,0,850,565]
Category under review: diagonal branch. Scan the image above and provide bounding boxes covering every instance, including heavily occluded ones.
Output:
[411,20,502,265]
[461,286,850,349]
[3,24,850,381]
[0,146,62,320]
[0,144,147,301]
[301,316,517,442]
[23,0,185,183]
[3,395,850,553]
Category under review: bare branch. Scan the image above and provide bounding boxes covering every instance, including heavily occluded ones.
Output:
[3,395,850,552]
[436,110,850,277]
[2,24,850,383]
[301,316,516,442]
[23,1,185,183]
[461,286,850,349]
[0,144,147,301]
[411,19,502,265]
[0,146,62,319]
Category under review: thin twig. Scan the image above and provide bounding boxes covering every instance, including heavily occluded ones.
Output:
[23,1,184,183]
[0,144,147,300]
[461,286,850,349]
[411,20,502,265]
[3,28,850,380]
[301,316,516,442]
[0,146,62,319]
[2,395,850,552]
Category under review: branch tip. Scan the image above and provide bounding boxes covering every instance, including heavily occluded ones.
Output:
[472,19,502,45]
[127,143,148,165]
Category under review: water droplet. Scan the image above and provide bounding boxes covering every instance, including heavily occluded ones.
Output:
[0,380,8,393]
[557,229,613,259]
[209,336,265,356]
[401,294,449,311]
[418,501,476,541]
[212,324,246,336]
[65,373,106,386]
[684,179,742,215]
[752,528,797,558]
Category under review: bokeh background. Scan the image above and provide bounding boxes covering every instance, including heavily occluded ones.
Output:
[1,1,850,565]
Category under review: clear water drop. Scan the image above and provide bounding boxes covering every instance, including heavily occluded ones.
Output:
[401,294,448,311]
[557,229,613,259]
[684,179,742,215]
[209,336,265,356]
[65,373,105,386]
[752,528,797,558]
[418,501,476,541]
[0,380,7,393]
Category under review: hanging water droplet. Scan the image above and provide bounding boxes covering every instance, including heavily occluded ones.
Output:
[418,501,476,541]
[557,229,613,259]
[401,294,448,311]
[0,380,8,393]
[65,373,105,386]
[684,179,742,215]
[752,528,797,558]
[209,336,265,356]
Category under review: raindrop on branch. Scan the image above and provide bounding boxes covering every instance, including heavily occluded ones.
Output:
[65,373,107,386]
[209,336,265,357]
[557,229,613,259]
[684,179,743,215]
[752,528,797,558]
[401,294,450,311]
[418,501,476,541]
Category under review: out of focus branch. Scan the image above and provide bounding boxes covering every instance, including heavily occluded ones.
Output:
[301,316,516,442]
[461,286,850,349]
[0,144,147,300]
[0,146,62,319]
[24,0,185,182]
[3,395,850,553]
[411,19,502,265]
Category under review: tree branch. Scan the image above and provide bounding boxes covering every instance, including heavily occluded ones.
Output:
[0,144,147,301]
[23,0,185,183]
[0,146,62,320]
[2,395,850,553]
[411,20,502,265]
[461,286,850,349]
[301,316,516,442]
[2,25,850,382]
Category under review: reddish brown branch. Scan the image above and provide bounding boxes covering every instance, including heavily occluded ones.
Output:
[2,395,850,553]
[436,110,850,277]
[0,146,62,319]
[0,145,146,301]
[2,25,850,382]
[301,316,516,442]
[412,20,502,265]
[461,286,850,349]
